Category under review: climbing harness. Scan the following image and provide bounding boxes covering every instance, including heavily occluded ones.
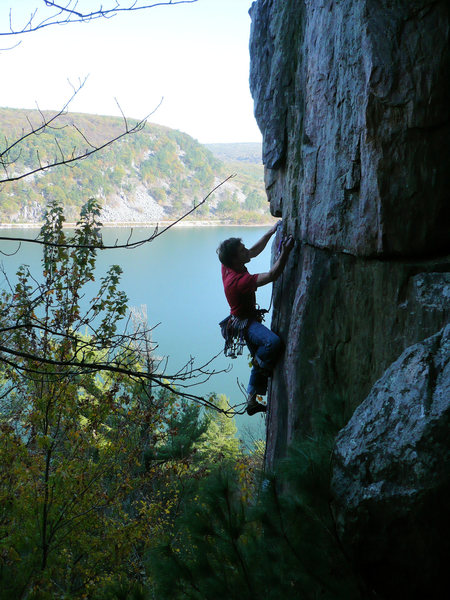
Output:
[219,308,268,359]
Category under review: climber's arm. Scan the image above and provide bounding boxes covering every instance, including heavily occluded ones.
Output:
[248,221,280,258]
[256,235,294,287]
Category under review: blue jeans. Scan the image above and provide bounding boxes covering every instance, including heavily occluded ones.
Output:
[245,320,283,396]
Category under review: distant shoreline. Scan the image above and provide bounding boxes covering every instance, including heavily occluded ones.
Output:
[0,219,276,230]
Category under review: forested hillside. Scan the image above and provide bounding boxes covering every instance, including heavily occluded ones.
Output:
[205,142,262,164]
[0,107,268,224]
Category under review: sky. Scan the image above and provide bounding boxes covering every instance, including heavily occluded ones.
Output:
[0,0,261,144]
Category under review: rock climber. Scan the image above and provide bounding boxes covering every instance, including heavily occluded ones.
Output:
[217,222,294,415]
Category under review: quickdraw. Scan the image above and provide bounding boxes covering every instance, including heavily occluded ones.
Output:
[219,308,268,359]
[219,315,247,359]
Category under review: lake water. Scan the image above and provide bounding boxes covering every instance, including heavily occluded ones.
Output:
[0,225,274,444]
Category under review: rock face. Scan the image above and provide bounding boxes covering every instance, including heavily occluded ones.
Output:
[332,325,450,599]
[250,0,450,257]
[101,186,165,223]
[249,0,450,462]
[249,0,449,594]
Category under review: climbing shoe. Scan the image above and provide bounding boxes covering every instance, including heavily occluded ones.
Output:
[246,394,267,416]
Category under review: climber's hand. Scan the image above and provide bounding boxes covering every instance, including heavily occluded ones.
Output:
[269,220,282,235]
[257,234,294,287]
[283,235,295,252]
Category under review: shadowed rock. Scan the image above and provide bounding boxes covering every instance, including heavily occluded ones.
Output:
[331,325,450,599]
[249,0,450,462]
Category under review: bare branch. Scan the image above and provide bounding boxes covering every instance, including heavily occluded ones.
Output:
[0,38,21,52]
[0,78,88,162]
[2,1,199,36]
[0,174,235,250]
[0,343,227,413]
[0,91,164,186]
[0,241,21,256]
[1,115,145,184]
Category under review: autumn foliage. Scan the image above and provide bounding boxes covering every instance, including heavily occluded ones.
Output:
[0,201,257,599]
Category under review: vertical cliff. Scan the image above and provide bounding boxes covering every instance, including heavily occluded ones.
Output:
[249,0,450,467]
[250,2,450,594]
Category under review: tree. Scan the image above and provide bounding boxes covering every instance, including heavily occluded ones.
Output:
[0,197,232,408]
[149,398,362,600]
[0,3,247,597]
[196,394,240,464]
[0,0,238,400]
[216,192,239,216]
[244,189,266,211]
[0,198,240,598]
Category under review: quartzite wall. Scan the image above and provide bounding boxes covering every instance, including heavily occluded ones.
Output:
[249,0,450,467]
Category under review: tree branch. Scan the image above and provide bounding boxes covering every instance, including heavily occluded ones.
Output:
[2,1,199,36]
[0,174,235,250]
[0,78,88,162]
[0,343,231,413]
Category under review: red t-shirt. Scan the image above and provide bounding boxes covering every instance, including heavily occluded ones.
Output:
[221,264,258,318]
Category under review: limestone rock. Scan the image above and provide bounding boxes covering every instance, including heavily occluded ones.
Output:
[331,325,450,599]
[100,186,165,223]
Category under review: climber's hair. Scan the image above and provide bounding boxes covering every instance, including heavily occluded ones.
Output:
[217,237,242,268]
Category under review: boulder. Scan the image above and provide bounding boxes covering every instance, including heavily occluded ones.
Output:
[331,325,450,599]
